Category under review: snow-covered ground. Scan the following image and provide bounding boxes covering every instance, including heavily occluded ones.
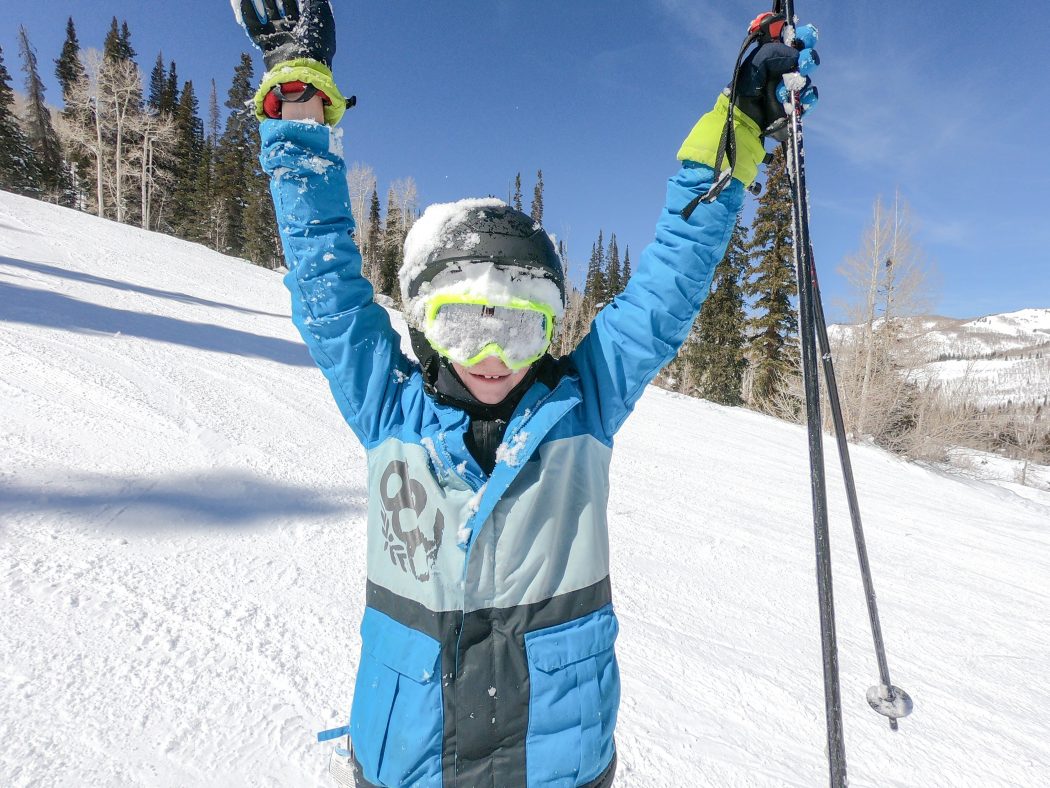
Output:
[2,191,1049,787]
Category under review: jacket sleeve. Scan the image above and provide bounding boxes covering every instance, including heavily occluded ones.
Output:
[569,162,743,439]
[260,119,412,446]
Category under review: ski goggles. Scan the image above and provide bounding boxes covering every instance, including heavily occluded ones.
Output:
[423,295,555,371]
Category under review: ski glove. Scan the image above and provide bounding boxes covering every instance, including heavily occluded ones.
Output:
[735,27,820,140]
[233,0,350,126]
[235,0,336,69]
[677,21,820,188]
[677,94,766,188]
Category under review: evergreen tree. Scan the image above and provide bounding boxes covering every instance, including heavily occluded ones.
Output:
[364,186,382,284]
[512,172,522,212]
[147,54,166,111]
[54,17,85,104]
[377,186,404,300]
[103,18,121,61]
[605,233,621,296]
[583,231,607,315]
[242,169,281,268]
[102,18,136,63]
[744,147,798,407]
[689,222,749,405]
[0,45,39,196]
[162,60,179,114]
[119,21,137,62]
[170,80,205,239]
[207,79,220,146]
[530,169,543,224]
[622,247,632,283]
[214,53,257,257]
[17,27,70,203]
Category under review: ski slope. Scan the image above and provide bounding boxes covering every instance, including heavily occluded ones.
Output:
[2,191,1049,787]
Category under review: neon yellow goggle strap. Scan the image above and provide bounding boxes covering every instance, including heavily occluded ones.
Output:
[424,294,556,371]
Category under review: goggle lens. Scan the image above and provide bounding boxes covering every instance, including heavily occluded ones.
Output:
[425,301,552,370]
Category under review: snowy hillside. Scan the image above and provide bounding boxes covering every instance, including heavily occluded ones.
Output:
[2,191,1050,787]
[831,310,1050,407]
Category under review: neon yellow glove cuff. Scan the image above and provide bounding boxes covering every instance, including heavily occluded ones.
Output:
[677,93,766,188]
[254,58,348,126]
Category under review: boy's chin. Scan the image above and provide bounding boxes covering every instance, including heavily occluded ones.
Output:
[453,361,530,405]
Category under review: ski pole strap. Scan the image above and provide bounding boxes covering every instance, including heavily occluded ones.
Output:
[683,31,759,219]
[317,724,351,742]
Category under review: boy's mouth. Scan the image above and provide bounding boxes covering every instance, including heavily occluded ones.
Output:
[468,372,510,381]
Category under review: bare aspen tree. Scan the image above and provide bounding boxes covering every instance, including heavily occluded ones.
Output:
[346,162,376,246]
[100,56,142,224]
[391,176,418,232]
[836,191,933,442]
[59,50,144,223]
[134,107,175,230]
[57,50,106,216]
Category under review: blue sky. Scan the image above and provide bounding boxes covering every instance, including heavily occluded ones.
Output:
[3,0,1046,320]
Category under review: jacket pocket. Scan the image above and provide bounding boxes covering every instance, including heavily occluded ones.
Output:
[524,605,620,787]
[350,607,443,787]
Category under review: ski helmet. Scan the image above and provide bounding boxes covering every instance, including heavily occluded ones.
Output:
[400,199,566,326]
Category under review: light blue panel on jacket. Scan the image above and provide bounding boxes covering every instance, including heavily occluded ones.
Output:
[468,435,612,613]
[364,438,477,612]
[525,604,620,787]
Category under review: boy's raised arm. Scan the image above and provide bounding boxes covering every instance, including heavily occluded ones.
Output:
[235,0,412,446]
[571,20,819,439]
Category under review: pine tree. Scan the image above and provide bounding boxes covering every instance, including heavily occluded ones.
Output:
[170,80,205,238]
[214,53,257,257]
[364,186,382,284]
[101,18,137,63]
[377,186,404,300]
[583,231,607,316]
[530,169,544,224]
[0,45,39,196]
[242,170,281,268]
[54,17,85,104]
[207,79,220,146]
[119,21,137,62]
[103,18,121,60]
[162,61,179,114]
[17,26,70,203]
[605,233,621,296]
[622,246,632,283]
[689,221,749,405]
[512,172,522,212]
[744,147,798,407]
[147,54,166,110]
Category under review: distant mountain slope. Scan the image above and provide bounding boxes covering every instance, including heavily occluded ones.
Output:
[831,309,1050,407]
[2,191,1049,787]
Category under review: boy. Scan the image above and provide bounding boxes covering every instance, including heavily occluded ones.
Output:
[234,2,817,785]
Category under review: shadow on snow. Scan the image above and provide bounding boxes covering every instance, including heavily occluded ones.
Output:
[0,256,288,320]
[0,469,363,530]
[0,277,313,368]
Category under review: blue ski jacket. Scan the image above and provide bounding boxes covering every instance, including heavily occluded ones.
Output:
[260,120,742,788]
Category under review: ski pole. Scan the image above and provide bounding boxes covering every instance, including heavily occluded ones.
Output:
[809,251,914,731]
[774,6,848,775]
[774,0,912,781]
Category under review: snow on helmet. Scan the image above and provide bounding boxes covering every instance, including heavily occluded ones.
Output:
[399,199,566,332]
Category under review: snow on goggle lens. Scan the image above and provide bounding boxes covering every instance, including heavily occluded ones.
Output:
[425,301,552,370]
